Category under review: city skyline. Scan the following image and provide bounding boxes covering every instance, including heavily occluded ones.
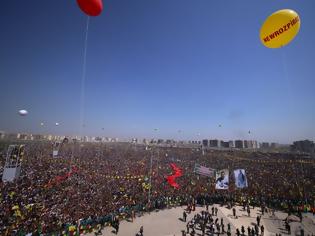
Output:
[1,130,312,145]
[0,0,314,143]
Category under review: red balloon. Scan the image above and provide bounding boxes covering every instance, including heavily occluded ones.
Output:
[77,0,103,16]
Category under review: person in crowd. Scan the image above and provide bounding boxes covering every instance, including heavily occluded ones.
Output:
[214,207,218,216]
[183,211,187,222]
[256,215,261,226]
[247,205,251,217]
[227,223,231,233]
[139,226,143,236]
[186,222,190,234]
[241,225,245,236]
[260,225,264,236]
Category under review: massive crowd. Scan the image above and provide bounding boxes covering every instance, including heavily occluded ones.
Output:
[0,141,314,235]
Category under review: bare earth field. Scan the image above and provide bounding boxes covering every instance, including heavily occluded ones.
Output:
[88,204,315,236]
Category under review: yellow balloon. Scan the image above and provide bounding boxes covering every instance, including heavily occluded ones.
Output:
[260,9,300,48]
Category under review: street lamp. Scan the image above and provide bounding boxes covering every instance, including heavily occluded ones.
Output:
[148,128,158,203]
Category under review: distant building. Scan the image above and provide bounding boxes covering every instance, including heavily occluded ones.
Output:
[131,138,138,144]
[157,139,164,144]
[229,140,234,148]
[166,139,174,144]
[45,135,53,141]
[235,140,244,149]
[246,140,256,149]
[95,137,102,142]
[32,134,43,140]
[209,140,219,148]
[202,139,209,147]
[220,141,230,148]
[18,134,28,140]
[4,133,17,140]
[0,131,5,139]
[291,140,315,154]
[83,136,90,142]
[261,142,270,149]
[244,140,249,148]
[270,142,280,149]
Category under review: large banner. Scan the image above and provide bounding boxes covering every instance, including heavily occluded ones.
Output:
[52,142,61,158]
[52,150,59,158]
[234,169,248,188]
[166,163,183,189]
[194,163,215,177]
[215,169,229,190]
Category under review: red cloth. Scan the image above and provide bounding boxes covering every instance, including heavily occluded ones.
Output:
[47,166,79,188]
[166,163,182,189]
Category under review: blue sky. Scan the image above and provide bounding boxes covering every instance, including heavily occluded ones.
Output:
[0,0,314,143]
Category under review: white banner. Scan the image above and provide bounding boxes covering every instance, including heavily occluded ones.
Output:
[53,150,59,158]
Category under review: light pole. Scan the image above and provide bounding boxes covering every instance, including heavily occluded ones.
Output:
[148,128,158,203]
[148,147,153,203]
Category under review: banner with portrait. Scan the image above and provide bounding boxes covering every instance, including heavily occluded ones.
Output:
[215,169,229,190]
[234,169,248,188]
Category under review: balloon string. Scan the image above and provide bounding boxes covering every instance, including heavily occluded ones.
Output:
[281,49,291,97]
[72,16,89,168]
[80,16,90,138]
[281,49,306,201]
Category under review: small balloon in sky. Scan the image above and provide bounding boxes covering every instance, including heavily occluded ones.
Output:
[248,130,251,134]
[18,110,28,116]
[219,124,222,127]
[77,0,103,16]
[55,122,60,126]
[40,122,44,126]
[260,9,300,48]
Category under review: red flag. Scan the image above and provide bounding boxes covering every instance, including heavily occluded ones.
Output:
[167,163,182,189]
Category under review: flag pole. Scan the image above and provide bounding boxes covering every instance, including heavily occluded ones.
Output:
[148,148,153,203]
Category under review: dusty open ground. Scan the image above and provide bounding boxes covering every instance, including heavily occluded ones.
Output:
[87,204,315,236]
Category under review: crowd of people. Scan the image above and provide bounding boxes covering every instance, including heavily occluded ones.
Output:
[182,206,265,236]
[0,141,314,235]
